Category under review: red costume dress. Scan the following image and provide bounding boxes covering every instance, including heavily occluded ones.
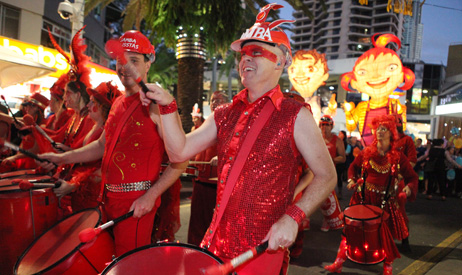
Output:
[348,150,418,262]
[201,86,305,275]
[44,109,74,131]
[188,144,218,246]
[102,94,164,256]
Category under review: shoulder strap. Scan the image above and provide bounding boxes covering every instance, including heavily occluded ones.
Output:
[97,98,141,201]
[207,99,275,242]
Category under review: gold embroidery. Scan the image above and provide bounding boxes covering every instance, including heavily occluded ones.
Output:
[369,159,390,174]
[112,151,126,181]
[131,163,136,168]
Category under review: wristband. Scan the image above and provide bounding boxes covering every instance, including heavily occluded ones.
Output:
[159,99,178,115]
[285,204,306,226]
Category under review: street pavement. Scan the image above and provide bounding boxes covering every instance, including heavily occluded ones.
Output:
[176,180,462,274]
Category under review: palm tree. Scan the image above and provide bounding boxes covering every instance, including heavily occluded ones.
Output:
[85,0,324,131]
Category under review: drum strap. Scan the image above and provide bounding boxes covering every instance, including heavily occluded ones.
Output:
[207,99,275,244]
[98,99,141,202]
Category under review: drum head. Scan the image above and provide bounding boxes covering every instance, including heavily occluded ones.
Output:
[344,204,383,221]
[102,243,223,275]
[0,175,51,191]
[15,208,101,275]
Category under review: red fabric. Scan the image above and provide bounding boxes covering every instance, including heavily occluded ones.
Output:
[395,133,417,164]
[348,151,418,240]
[201,86,305,265]
[362,106,389,146]
[101,93,165,254]
[325,134,338,160]
[104,191,160,256]
[194,144,218,183]
[103,94,164,184]
[44,109,74,131]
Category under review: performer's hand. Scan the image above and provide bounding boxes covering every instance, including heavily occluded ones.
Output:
[38,152,64,170]
[54,143,72,152]
[210,156,218,166]
[1,156,15,167]
[347,181,357,190]
[262,214,298,251]
[53,179,75,198]
[129,191,157,218]
[140,83,175,107]
[402,185,412,197]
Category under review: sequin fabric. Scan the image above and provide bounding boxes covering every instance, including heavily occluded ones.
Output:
[103,94,164,185]
[348,151,418,240]
[201,86,305,259]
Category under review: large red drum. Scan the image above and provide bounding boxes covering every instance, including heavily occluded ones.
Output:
[0,174,58,274]
[15,208,116,275]
[102,243,223,275]
[343,204,386,265]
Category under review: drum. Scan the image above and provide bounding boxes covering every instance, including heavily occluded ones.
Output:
[320,191,343,230]
[102,243,223,275]
[0,169,37,179]
[343,204,386,265]
[0,175,58,274]
[15,208,116,275]
[181,166,199,179]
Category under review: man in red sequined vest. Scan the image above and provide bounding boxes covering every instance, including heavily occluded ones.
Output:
[142,4,336,275]
[40,31,187,256]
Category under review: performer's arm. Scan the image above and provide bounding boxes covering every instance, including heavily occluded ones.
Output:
[263,107,337,251]
[293,168,314,201]
[400,154,419,201]
[38,131,106,169]
[333,137,346,164]
[141,83,217,162]
[130,160,189,218]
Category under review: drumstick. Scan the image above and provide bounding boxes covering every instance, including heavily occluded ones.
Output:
[105,39,156,103]
[23,114,64,152]
[189,161,212,165]
[17,179,61,190]
[79,210,135,243]
[1,95,20,125]
[0,138,57,167]
[202,241,269,275]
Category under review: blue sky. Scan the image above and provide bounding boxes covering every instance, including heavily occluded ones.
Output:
[272,0,462,65]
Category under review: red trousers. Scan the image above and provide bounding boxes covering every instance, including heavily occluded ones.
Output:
[104,191,160,256]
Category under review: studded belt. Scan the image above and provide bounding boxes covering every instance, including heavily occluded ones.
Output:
[105,181,152,192]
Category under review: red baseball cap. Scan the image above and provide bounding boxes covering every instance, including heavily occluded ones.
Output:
[119,31,155,62]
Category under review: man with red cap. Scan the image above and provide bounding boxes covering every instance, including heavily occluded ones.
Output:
[40,30,187,256]
[141,4,336,274]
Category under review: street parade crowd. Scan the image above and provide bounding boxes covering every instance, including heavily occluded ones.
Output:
[0,4,459,275]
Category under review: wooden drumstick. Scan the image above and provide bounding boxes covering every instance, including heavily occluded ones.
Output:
[17,179,61,190]
[0,138,57,167]
[189,161,212,165]
[79,210,134,243]
[202,241,268,275]
[1,95,20,125]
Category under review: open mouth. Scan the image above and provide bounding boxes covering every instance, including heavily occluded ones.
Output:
[293,77,311,85]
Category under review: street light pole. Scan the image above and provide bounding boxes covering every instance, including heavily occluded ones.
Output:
[70,0,84,38]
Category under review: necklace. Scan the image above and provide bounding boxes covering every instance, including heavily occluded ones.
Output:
[369,158,391,174]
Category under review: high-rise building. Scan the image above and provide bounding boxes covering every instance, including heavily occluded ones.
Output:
[402,0,423,62]
[292,0,405,60]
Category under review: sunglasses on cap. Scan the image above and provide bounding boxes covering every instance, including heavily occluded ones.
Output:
[319,116,333,126]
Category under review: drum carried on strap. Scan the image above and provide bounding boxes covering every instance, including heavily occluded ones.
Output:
[15,208,115,275]
[343,204,386,265]
[102,243,223,275]
[0,174,58,274]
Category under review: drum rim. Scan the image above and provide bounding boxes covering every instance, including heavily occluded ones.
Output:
[0,169,37,179]
[14,207,102,275]
[0,175,52,193]
[101,242,224,274]
[343,204,383,221]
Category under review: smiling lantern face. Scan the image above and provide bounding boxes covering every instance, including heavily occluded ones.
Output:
[288,54,328,98]
[351,53,404,100]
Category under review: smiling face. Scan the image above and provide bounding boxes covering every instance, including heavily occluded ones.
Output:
[351,52,404,100]
[116,52,150,91]
[288,53,328,98]
[239,42,283,91]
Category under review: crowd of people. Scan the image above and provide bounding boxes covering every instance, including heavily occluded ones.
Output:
[0,3,460,275]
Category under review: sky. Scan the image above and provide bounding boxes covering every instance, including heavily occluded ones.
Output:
[272,0,462,66]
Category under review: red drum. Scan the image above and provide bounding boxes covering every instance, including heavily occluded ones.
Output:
[0,175,58,274]
[102,243,223,275]
[320,190,344,230]
[343,204,386,265]
[0,169,37,179]
[181,166,199,179]
[15,208,116,275]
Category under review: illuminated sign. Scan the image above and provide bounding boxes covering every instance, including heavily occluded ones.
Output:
[0,36,118,83]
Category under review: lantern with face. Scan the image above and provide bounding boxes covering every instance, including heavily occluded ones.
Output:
[341,33,415,146]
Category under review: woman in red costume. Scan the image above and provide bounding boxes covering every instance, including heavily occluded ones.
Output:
[324,115,418,275]
[45,73,74,131]
[52,82,121,212]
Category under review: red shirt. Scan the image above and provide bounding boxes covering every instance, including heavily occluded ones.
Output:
[325,134,338,160]
[103,94,164,185]
[201,86,305,258]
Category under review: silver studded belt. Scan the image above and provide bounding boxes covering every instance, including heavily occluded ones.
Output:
[106,181,152,192]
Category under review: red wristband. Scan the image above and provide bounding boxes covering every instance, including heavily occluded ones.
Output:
[285,205,306,225]
[159,99,178,115]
